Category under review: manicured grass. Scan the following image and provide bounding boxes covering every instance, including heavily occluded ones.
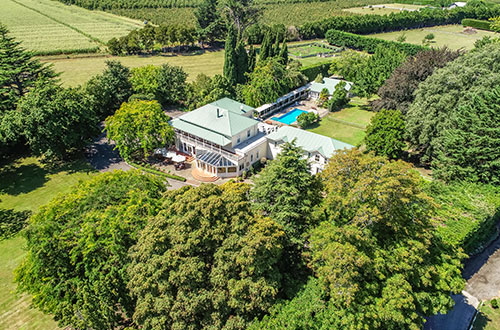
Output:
[40,50,225,86]
[1,0,142,53]
[370,24,498,50]
[306,97,375,146]
[0,156,96,329]
[473,301,500,330]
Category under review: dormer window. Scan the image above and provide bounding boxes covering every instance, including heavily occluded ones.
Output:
[247,130,250,138]
[237,137,241,144]
[315,154,320,162]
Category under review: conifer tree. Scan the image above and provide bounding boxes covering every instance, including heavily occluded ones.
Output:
[0,24,55,113]
[272,33,281,58]
[247,45,256,72]
[259,32,271,61]
[223,25,238,85]
[235,41,248,84]
[279,40,288,65]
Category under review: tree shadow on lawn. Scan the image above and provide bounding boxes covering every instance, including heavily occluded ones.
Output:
[472,308,492,330]
[0,161,48,196]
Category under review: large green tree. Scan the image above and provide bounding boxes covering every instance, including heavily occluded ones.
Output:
[242,58,306,107]
[128,183,285,330]
[0,24,56,113]
[251,141,321,245]
[84,60,132,119]
[156,63,187,106]
[105,100,174,160]
[223,25,238,85]
[432,86,500,184]
[15,171,166,329]
[221,0,260,38]
[130,65,160,97]
[406,42,500,164]
[372,48,461,113]
[186,73,235,110]
[310,150,465,329]
[364,109,406,159]
[11,80,99,159]
[194,0,224,45]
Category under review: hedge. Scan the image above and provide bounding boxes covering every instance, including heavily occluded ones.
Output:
[0,209,31,240]
[299,61,332,81]
[127,159,187,182]
[298,6,500,40]
[462,18,493,31]
[325,29,427,56]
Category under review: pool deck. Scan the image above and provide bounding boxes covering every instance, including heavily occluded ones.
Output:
[266,100,329,126]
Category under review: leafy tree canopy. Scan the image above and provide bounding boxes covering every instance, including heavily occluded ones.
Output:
[12,80,99,159]
[312,150,465,329]
[406,42,500,164]
[128,183,285,330]
[105,100,174,160]
[130,65,160,96]
[156,63,188,107]
[432,85,500,184]
[364,109,406,159]
[84,60,132,119]
[15,171,166,329]
[372,48,461,113]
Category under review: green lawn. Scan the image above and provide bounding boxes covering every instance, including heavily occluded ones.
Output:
[41,50,225,86]
[0,156,96,330]
[370,24,498,50]
[473,301,500,330]
[307,97,375,146]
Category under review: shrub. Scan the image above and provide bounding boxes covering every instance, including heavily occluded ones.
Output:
[491,299,498,309]
[297,112,319,128]
[299,62,332,81]
[462,18,493,31]
[0,209,32,240]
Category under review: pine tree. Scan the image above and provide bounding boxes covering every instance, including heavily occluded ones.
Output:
[235,41,248,84]
[247,45,256,72]
[279,40,288,65]
[259,32,271,62]
[223,25,237,85]
[272,33,281,58]
[0,24,55,113]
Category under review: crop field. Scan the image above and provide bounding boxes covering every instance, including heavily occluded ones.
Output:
[370,24,498,50]
[289,42,341,58]
[108,0,387,27]
[0,0,142,54]
[343,3,424,15]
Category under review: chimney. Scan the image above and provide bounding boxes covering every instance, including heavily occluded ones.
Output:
[240,105,244,112]
[217,108,222,118]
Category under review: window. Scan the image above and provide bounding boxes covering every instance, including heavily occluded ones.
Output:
[315,154,320,162]
[247,130,251,138]
[251,154,254,162]
[237,137,241,144]
[239,164,244,171]
[256,151,259,159]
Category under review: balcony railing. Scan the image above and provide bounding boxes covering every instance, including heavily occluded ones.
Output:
[176,131,243,162]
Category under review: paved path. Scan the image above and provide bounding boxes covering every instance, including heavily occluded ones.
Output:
[425,225,500,330]
[86,128,131,172]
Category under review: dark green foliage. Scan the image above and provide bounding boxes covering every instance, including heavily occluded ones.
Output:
[13,81,99,160]
[223,25,238,85]
[259,31,271,61]
[364,109,406,159]
[299,62,331,82]
[247,45,257,72]
[84,60,133,119]
[327,81,349,112]
[242,58,306,107]
[15,171,166,329]
[462,18,493,30]
[296,112,319,128]
[128,183,285,330]
[278,40,288,65]
[194,0,225,44]
[0,208,31,240]
[272,33,281,57]
[352,45,407,97]
[251,141,322,246]
[326,29,426,56]
[0,24,56,114]
[186,73,235,110]
[156,63,188,106]
[425,181,500,254]
[491,299,499,309]
[372,48,461,113]
[432,86,500,184]
[313,150,465,329]
[300,5,500,40]
[406,43,500,164]
[235,41,249,84]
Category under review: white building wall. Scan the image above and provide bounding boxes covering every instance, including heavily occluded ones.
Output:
[230,124,259,147]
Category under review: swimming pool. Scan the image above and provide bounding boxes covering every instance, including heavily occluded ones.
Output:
[271,109,308,125]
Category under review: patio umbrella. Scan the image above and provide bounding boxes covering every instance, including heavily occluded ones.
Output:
[172,155,186,163]
[166,151,177,158]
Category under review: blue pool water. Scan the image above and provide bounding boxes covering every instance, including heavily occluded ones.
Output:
[271,109,308,125]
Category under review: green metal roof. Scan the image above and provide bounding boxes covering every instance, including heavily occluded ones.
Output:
[267,126,354,158]
[310,78,352,94]
[171,98,258,146]
[210,97,254,115]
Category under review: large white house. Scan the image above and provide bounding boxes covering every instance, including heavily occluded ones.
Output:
[171,98,353,178]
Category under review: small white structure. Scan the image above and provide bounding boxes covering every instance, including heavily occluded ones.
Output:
[448,2,467,9]
[308,77,353,100]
